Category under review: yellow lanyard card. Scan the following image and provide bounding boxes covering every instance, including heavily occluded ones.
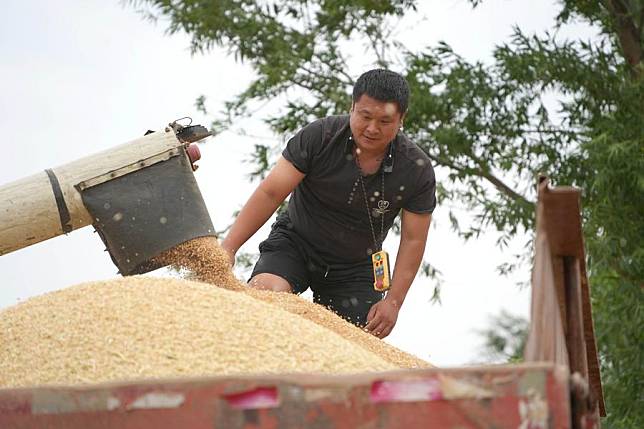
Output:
[372,250,391,291]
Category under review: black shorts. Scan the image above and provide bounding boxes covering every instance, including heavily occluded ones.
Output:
[250,227,384,327]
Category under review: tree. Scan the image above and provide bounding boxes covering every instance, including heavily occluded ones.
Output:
[130,1,643,426]
[476,310,529,363]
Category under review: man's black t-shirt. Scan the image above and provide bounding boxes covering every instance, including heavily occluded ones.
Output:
[281,115,436,265]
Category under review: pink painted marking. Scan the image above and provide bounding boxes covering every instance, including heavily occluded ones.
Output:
[370,378,444,403]
[223,387,279,409]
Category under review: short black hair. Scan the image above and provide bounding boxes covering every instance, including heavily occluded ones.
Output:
[352,69,409,115]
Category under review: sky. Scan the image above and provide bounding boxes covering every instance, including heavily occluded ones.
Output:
[0,1,596,366]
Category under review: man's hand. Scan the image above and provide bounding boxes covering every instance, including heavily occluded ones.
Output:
[364,297,400,339]
[363,210,431,339]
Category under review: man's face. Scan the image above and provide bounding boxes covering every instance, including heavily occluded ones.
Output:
[350,94,404,157]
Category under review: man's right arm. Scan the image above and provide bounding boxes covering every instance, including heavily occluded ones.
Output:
[221,156,305,264]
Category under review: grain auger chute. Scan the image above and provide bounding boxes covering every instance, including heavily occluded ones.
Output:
[0,119,215,275]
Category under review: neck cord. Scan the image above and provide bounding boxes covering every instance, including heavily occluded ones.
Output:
[354,148,386,252]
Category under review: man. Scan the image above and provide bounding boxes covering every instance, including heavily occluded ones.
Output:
[222,69,436,339]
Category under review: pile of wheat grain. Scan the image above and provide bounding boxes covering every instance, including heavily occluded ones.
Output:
[0,236,429,388]
[0,277,399,388]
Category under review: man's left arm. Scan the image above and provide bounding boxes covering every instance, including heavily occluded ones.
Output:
[365,209,432,339]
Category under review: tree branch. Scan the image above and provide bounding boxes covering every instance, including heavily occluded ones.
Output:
[478,168,534,206]
[299,63,353,88]
[288,76,317,91]
[368,32,387,66]
[425,152,534,206]
[517,127,583,135]
[468,151,535,205]
[604,0,642,78]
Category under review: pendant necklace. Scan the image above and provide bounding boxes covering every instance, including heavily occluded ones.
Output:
[354,146,392,292]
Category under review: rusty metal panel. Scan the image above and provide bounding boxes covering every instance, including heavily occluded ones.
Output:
[0,364,579,428]
[525,179,605,417]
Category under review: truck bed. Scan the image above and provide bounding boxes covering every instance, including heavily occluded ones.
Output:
[0,363,581,428]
